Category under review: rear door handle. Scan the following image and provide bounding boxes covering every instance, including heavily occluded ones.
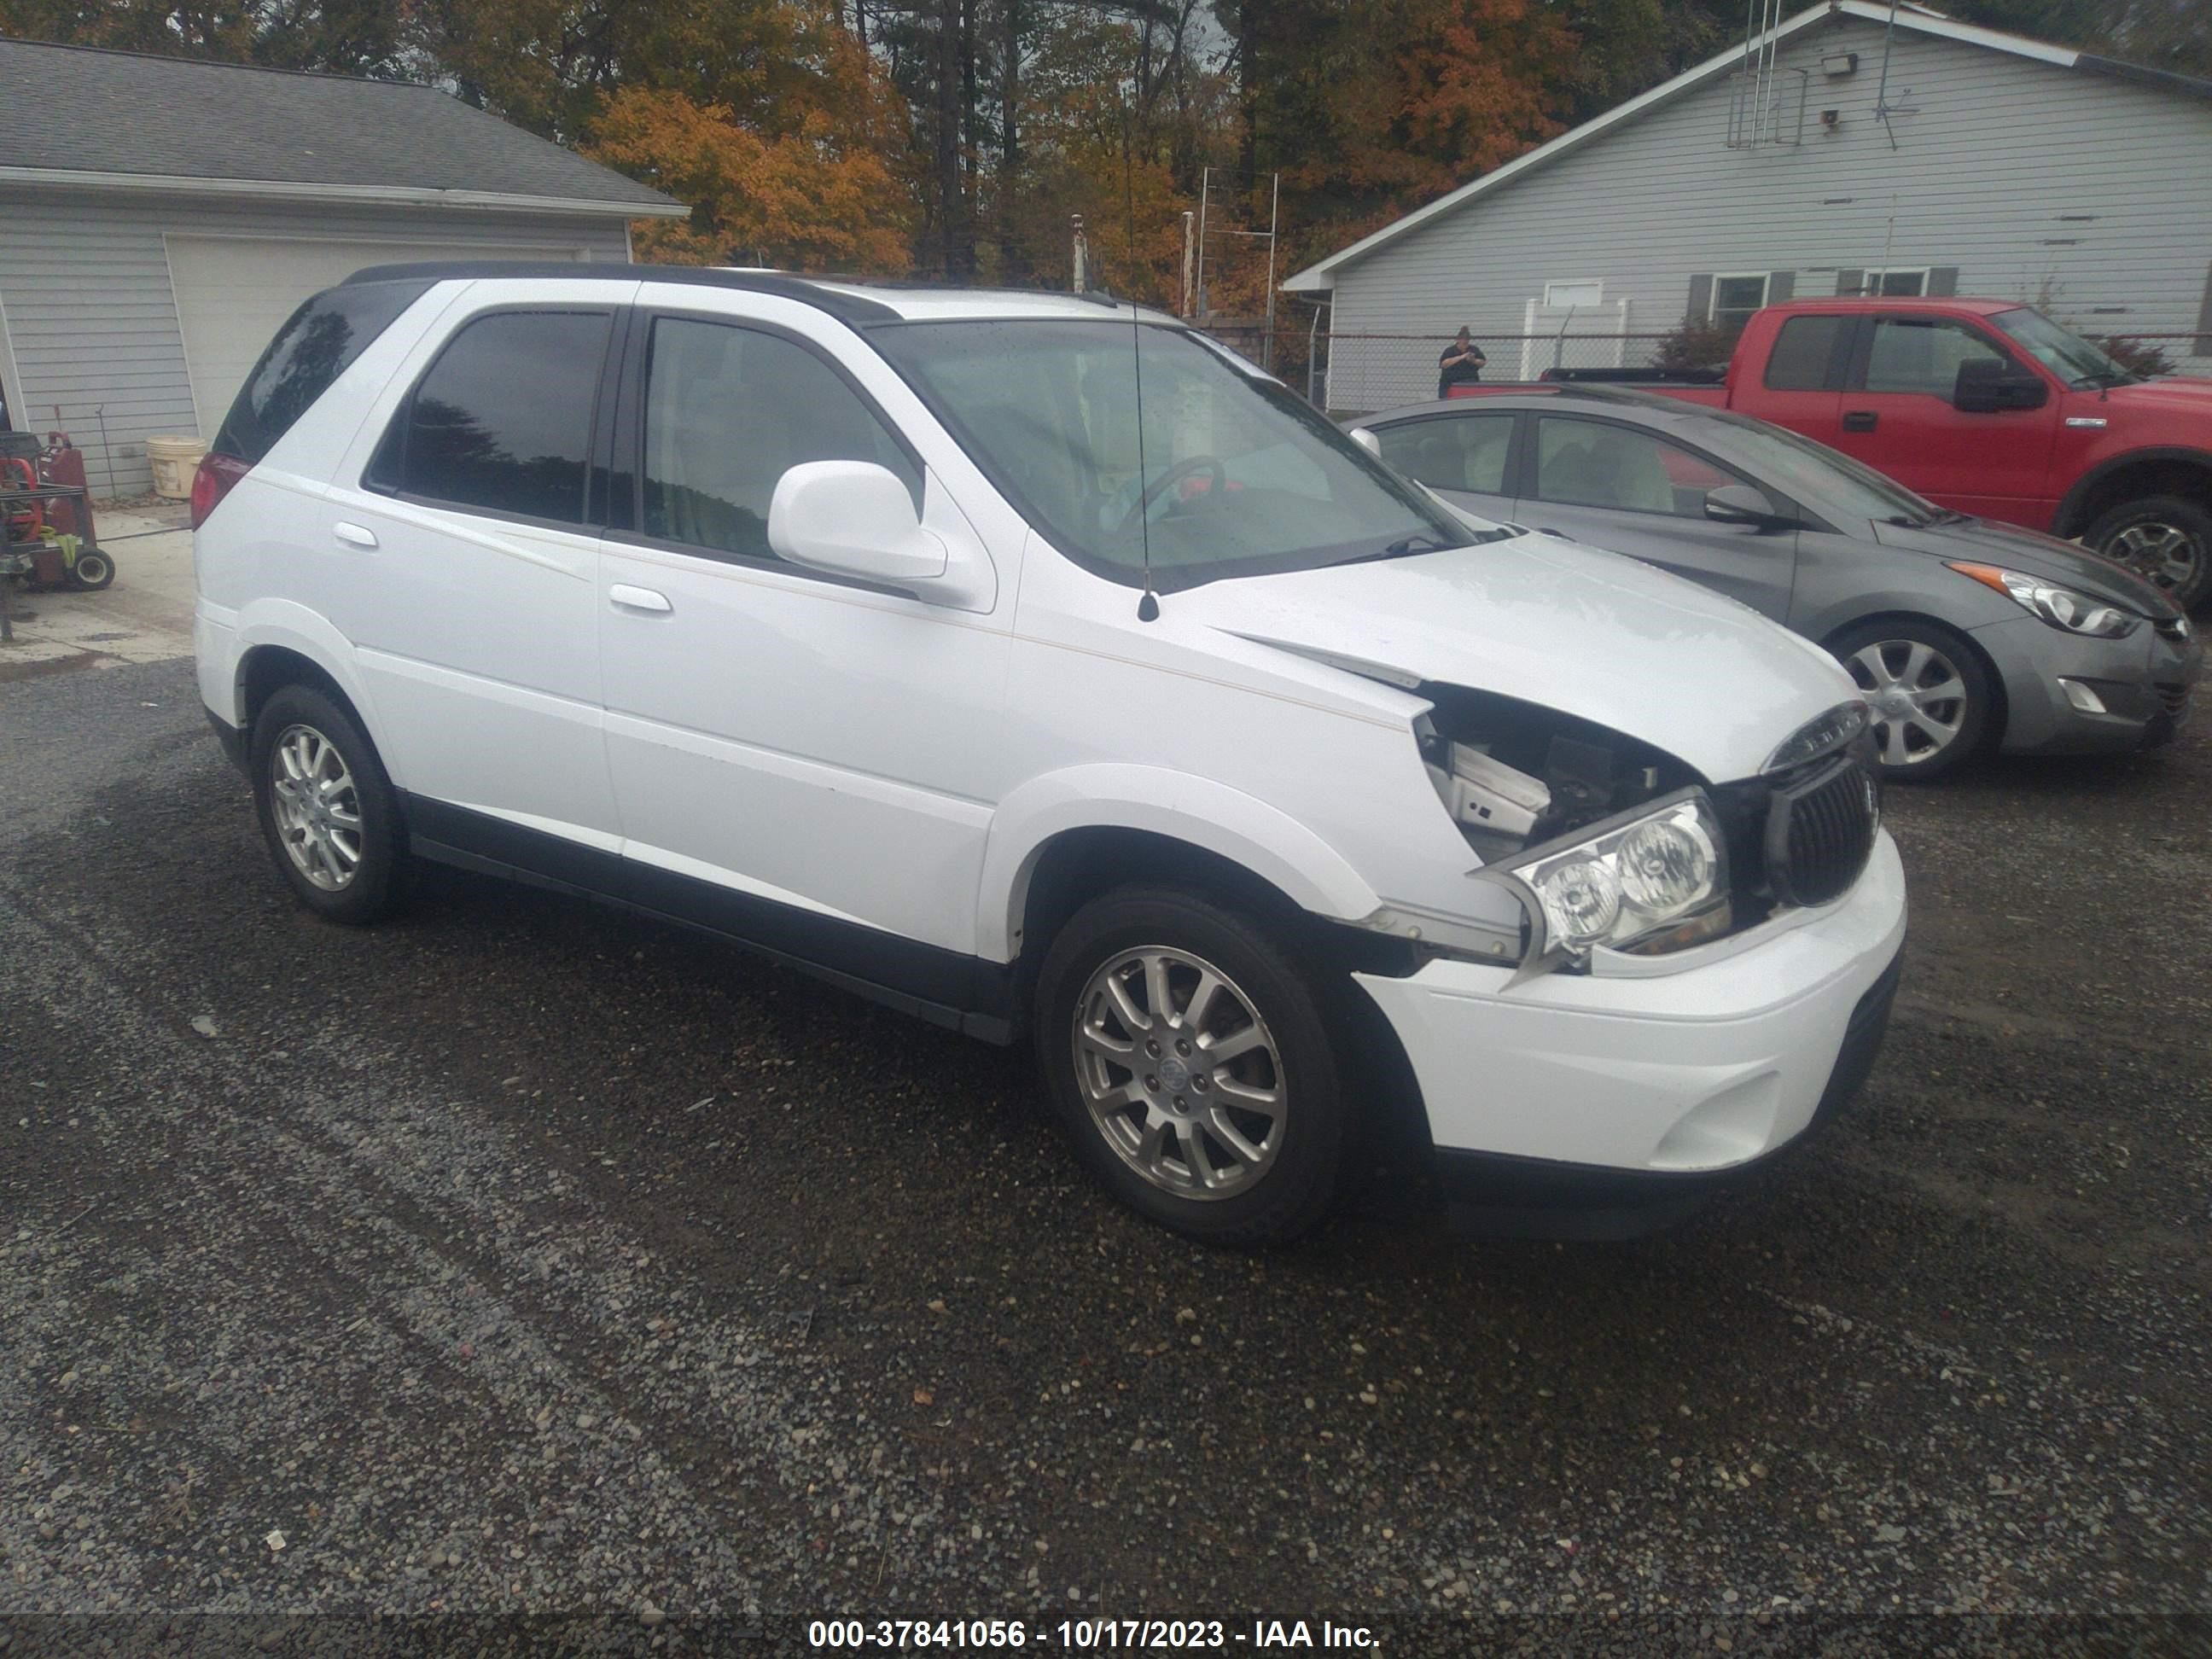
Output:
[1841,410,1878,433]
[333,521,378,549]
[609,584,672,614]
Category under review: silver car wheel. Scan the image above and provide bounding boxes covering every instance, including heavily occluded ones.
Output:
[270,723,364,891]
[1848,639,1969,769]
[1072,946,1285,1202]
[2104,520,2203,597]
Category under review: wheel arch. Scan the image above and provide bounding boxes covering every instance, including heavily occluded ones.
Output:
[2052,446,2212,539]
[229,605,396,783]
[1823,609,2010,755]
[980,767,1385,968]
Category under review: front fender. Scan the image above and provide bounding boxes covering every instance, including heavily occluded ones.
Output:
[976,764,1383,961]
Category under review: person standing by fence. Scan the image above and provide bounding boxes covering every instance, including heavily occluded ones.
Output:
[1437,327,1487,398]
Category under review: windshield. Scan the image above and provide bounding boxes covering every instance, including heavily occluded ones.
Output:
[1990,307,2137,388]
[871,318,1479,588]
[1702,410,1951,525]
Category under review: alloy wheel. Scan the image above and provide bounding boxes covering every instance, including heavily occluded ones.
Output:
[2104,520,2203,598]
[1072,946,1285,1201]
[270,723,364,891]
[1847,639,1969,770]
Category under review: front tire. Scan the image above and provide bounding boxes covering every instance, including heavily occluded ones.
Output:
[1831,618,1994,782]
[2085,494,2211,614]
[249,684,405,924]
[1034,886,1348,1247]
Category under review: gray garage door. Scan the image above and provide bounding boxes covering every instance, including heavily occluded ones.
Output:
[166,234,590,439]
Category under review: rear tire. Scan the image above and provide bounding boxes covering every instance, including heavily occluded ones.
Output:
[249,684,406,924]
[1033,885,1348,1247]
[1831,618,1994,782]
[2084,494,2211,614]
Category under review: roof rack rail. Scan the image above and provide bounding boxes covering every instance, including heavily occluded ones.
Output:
[339,261,902,325]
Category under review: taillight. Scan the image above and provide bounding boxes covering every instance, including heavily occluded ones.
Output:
[189,451,252,530]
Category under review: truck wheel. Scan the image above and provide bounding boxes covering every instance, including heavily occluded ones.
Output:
[1034,885,1348,1247]
[2085,495,2211,614]
[1831,618,1994,782]
[249,684,406,924]
[63,547,115,590]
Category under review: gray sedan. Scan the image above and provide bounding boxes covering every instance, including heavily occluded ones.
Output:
[1350,388,2202,779]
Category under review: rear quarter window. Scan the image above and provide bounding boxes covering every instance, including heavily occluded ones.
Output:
[213,280,431,463]
[1763,315,1848,392]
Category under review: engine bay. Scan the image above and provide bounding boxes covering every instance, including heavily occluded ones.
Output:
[1413,682,1704,863]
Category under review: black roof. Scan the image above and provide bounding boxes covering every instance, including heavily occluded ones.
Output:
[0,38,678,210]
[342,261,904,325]
[1360,384,1700,421]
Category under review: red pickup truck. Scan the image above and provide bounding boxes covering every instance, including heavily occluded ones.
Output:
[1455,298,2212,611]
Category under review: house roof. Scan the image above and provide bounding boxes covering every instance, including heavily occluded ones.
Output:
[1284,0,2212,292]
[0,37,685,217]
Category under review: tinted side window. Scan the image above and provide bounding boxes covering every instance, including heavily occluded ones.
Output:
[1861,317,2007,396]
[1376,415,1512,495]
[1534,417,1738,517]
[1763,316,1846,391]
[214,280,429,463]
[641,317,921,562]
[379,311,611,523]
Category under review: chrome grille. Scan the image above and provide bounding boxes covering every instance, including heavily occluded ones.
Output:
[1765,757,1878,908]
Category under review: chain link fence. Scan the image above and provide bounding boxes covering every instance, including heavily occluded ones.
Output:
[1199,325,1693,415]
[1201,327,2209,419]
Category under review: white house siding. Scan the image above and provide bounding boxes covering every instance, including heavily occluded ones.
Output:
[0,190,630,494]
[1321,14,2212,412]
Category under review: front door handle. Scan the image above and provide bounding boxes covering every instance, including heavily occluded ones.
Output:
[333,521,378,549]
[1841,410,1878,433]
[609,584,672,614]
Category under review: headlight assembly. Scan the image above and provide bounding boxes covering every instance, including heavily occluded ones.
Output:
[1766,700,1869,773]
[1948,562,2140,639]
[1482,789,1730,965]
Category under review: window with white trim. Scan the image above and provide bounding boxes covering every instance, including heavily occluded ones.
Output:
[1709,273,1771,335]
[1865,268,1929,297]
[1543,279,1604,309]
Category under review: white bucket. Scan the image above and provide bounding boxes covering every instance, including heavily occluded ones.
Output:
[146,434,207,500]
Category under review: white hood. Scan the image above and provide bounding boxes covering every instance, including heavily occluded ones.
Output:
[1173,533,1857,782]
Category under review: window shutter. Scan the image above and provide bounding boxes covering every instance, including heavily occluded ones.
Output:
[1767,271,1796,303]
[2195,260,2212,355]
[1927,266,1959,297]
[1833,268,1864,297]
[1686,274,1714,324]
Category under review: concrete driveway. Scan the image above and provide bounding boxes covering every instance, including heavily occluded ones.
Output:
[0,506,194,679]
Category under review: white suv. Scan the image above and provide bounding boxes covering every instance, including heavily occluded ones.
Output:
[192,264,1906,1245]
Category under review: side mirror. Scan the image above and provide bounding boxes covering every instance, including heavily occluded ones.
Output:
[1704,482,1784,527]
[769,461,948,590]
[1953,357,2048,413]
[1348,427,1382,457]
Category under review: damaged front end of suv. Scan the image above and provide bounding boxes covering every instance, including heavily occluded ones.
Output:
[1384,684,1881,978]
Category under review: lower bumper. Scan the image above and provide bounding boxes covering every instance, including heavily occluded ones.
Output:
[1431,952,1900,1238]
[1354,830,1908,1231]
[207,707,250,776]
[1977,614,2200,756]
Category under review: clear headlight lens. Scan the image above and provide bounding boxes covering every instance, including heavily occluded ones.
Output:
[1948,562,2140,638]
[1765,700,1869,773]
[1492,791,1729,961]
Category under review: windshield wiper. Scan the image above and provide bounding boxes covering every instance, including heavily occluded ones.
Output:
[1335,532,1454,567]
[1882,510,1966,528]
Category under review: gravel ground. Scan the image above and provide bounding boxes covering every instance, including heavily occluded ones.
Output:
[1,660,2207,1653]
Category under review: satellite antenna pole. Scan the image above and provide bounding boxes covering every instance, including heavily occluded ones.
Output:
[1195,166,1210,319]
[1261,172,1281,370]
[1874,0,1905,149]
